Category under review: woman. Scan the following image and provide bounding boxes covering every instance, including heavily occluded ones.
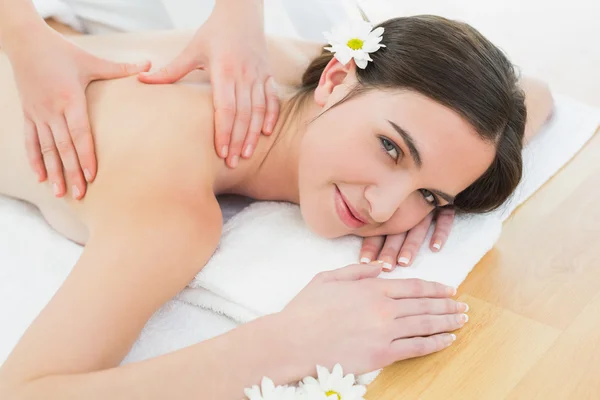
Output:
[0,15,552,399]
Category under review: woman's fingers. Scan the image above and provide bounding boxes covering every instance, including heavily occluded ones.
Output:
[48,116,85,200]
[23,117,46,182]
[397,212,434,267]
[380,278,456,299]
[377,232,407,271]
[430,207,456,252]
[388,333,456,363]
[392,297,469,318]
[359,235,386,264]
[36,123,65,197]
[241,82,266,159]
[392,313,468,338]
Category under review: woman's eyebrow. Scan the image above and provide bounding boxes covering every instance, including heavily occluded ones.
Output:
[387,120,422,168]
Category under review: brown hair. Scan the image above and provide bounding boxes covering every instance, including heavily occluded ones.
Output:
[295,15,526,214]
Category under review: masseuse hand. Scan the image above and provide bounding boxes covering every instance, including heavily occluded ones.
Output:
[278,263,467,376]
[6,24,150,199]
[139,0,279,169]
[359,207,456,271]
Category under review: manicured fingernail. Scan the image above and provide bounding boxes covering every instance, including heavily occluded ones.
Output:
[458,302,469,313]
[53,183,60,196]
[446,333,457,345]
[360,257,371,264]
[72,185,80,199]
[382,262,393,272]
[397,252,411,266]
[457,314,469,324]
[230,155,239,168]
[433,241,442,251]
[447,286,457,296]
[221,145,229,158]
[243,144,253,158]
[84,168,92,182]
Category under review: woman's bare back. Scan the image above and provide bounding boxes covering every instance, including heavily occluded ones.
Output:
[0,31,321,243]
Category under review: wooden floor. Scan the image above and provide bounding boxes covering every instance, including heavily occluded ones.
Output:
[366,126,600,399]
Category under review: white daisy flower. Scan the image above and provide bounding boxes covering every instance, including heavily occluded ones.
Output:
[298,364,367,400]
[323,20,386,69]
[244,377,297,400]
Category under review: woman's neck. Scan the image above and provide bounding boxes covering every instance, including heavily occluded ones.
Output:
[212,91,320,203]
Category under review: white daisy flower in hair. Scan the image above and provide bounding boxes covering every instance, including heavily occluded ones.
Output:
[298,364,367,400]
[324,20,386,69]
[244,376,297,400]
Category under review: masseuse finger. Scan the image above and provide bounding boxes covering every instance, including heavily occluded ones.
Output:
[226,81,252,168]
[262,76,280,135]
[430,207,455,252]
[65,95,97,183]
[397,212,434,267]
[37,123,65,197]
[242,82,266,159]
[94,59,152,81]
[49,116,86,200]
[377,232,407,271]
[359,235,385,264]
[137,53,199,84]
[211,72,236,159]
[23,117,46,182]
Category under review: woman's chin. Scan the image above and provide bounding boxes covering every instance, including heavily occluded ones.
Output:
[300,208,342,239]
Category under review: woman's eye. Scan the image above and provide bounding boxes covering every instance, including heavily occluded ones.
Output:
[379,137,400,161]
[420,189,438,207]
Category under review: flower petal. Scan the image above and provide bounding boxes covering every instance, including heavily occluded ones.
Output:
[370,27,384,39]
[244,385,263,400]
[261,377,275,395]
[354,57,369,69]
[316,365,331,389]
[334,48,353,65]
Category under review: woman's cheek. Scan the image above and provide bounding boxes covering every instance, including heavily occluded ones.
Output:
[387,205,431,234]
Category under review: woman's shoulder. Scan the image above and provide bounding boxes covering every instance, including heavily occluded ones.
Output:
[75,76,221,221]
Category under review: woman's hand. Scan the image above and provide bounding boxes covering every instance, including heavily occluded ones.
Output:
[139,0,279,169]
[359,207,456,271]
[277,263,468,376]
[5,24,150,199]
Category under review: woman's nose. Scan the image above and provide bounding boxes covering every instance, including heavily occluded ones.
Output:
[364,182,412,223]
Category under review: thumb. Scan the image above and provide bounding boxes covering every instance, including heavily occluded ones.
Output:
[138,53,202,84]
[324,263,383,282]
[91,59,152,81]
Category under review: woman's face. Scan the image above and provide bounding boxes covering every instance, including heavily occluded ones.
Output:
[297,62,496,239]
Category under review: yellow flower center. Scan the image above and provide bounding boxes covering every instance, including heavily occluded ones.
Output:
[325,390,342,400]
[346,38,364,50]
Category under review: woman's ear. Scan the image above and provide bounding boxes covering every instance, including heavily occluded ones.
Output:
[314,58,357,107]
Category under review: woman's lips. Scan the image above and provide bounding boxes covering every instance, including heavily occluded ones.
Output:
[334,186,367,229]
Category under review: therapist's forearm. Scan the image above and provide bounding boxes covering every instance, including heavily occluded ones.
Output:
[0,0,46,50]
[6,314,310,400]
[214,0,264,26]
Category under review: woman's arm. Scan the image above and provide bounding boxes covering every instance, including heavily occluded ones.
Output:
[0,177,307,399]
